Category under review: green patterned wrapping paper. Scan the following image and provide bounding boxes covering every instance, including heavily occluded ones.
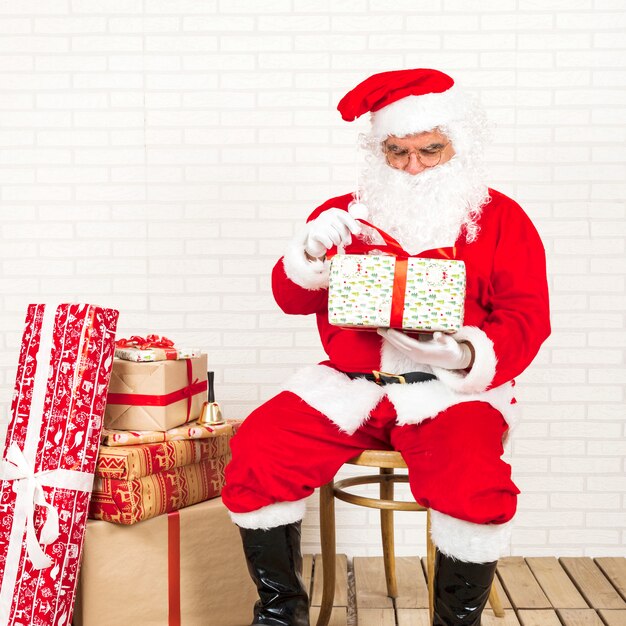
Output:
[328,254,466,332]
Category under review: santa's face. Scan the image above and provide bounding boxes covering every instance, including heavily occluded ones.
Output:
[358,127,489,253]
[382,130,455,176]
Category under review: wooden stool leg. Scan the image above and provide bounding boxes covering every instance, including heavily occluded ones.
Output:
[489,579,505,618]
[380,467,397,598]
[426,509,436,625]
[317,481,336,626]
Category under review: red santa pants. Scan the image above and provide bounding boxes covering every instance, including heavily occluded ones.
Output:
[223,390,519,527]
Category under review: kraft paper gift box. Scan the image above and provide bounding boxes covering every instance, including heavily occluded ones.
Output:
[100,418,236,446]
[104,353,208,431]
[88,431,232,524]
[328,254,466,332]
[74,497,258,626]
[0,303,118,626]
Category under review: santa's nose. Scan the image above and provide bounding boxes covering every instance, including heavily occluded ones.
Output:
[404,152,427,175]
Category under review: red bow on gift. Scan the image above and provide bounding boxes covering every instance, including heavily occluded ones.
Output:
[116,334,175,350]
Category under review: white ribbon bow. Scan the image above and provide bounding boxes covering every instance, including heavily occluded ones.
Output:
[0,442,93,570]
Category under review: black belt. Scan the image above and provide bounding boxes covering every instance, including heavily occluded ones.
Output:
[345,370,437,385]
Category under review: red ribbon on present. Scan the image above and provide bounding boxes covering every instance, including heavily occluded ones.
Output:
[329,219,458,329]
[107,359,207,424]
[116,334,179,359]
[167,511,181,626]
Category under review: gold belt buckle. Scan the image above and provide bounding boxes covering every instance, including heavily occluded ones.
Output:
[372,370,407,385]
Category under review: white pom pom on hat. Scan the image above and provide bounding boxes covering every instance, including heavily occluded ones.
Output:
[337,68,468,138]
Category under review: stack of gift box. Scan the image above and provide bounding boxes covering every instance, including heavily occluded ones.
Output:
[0,309,255,626]
[74,335,257,625]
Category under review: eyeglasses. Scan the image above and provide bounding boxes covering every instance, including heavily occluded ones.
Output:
[383,141,450,169]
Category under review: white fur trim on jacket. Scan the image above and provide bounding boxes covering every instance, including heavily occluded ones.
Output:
[430,510,513,563]
[371,86,467,139]
[386,378,518,430]
[281,363,519,434]
[229,498,307,530]
[282,225,330,290]
[281,365,386,435]
[430,326,497,394]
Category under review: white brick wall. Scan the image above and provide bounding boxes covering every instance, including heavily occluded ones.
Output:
[0,2,624,559]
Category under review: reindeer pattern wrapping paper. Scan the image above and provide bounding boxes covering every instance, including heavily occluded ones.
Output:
[0,303,118,626]
[88,427,233,524]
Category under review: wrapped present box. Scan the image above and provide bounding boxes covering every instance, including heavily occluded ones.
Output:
[0,303,118,626]
[74,497,258,626]
[114,334,201,362]
[328,253,466,332]
[104,353,208,431]
[115,346,201,362]
[100,419,238,446]
[89,428,232,524]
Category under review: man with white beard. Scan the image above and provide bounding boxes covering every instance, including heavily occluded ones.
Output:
[223,69,551,626]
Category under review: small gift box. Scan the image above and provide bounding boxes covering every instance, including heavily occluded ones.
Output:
[115,334,201,362]
[328,220,466,333]
[89,425,233,524]
[104,353,208,431]
[329,254,466,332]
[74,498,258,626]
[100,419,238,446]
[0,303,118,626]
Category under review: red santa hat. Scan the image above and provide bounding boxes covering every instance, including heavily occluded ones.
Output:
[337,68,467,138]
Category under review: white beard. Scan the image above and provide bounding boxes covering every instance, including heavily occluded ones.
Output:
[358,153,489,254]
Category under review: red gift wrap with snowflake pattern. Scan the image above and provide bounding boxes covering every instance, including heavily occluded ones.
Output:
[0,303,118,626]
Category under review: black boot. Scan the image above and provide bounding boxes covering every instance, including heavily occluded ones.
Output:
[432,549,497,625]
[239,521,310,626]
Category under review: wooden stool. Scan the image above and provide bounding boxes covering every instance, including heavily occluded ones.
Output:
[316,450,505,626]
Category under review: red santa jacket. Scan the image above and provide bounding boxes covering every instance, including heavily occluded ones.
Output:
[271,189,551,435]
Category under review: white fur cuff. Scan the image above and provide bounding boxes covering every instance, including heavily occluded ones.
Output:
[430,509,513,563]
[282,225,330,290]
[431,326,497,394]
[229,498,307,530]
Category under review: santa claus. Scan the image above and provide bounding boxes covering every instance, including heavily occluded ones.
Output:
[223,68,551,626]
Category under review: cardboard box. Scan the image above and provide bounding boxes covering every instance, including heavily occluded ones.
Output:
[105,354,208,431]
[328,254,466,332]
[74,498,258,626]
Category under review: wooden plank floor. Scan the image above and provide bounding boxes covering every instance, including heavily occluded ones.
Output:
[304,555,626,625]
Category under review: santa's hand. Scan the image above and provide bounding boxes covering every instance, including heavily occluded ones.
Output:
[304,208,361,259]
[377,329,473,370]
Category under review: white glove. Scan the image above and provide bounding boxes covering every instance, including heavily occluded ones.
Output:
[304,208,362,258]
[377,329,473,370]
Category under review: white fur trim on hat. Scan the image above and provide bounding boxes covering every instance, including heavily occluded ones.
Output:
[431,326,497,394]
[282,225,330,290]
[229,498,307,530]
[371,85,467,138]
[430,509,513,563]
[281,364,385,435]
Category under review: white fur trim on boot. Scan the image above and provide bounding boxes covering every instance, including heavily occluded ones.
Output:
[431,326,497,394]
[281,364,385,435]
[282,225,330,290]
[429,509,513,563]
[229,498,307,530]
